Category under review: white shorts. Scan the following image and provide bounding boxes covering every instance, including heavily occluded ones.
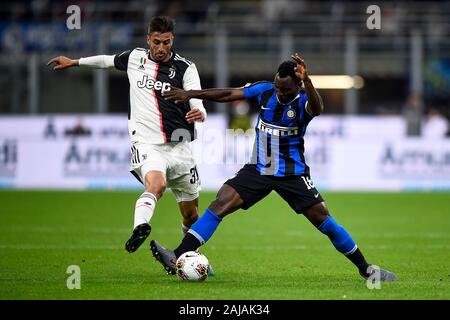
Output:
[130,142,200,203]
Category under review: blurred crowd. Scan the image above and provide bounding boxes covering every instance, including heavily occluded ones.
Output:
[0,0,448,131]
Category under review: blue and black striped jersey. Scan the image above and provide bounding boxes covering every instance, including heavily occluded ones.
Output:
[243,81,314,176]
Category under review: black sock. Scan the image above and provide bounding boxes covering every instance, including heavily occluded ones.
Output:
[174,233,202,258]
[346,248,370,275]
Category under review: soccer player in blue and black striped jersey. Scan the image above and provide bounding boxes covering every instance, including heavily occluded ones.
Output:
[152,53,397,282]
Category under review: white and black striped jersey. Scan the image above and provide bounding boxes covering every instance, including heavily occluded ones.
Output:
[114,48,206,144]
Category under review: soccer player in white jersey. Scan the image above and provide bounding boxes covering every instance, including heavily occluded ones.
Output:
[48,16,207,254]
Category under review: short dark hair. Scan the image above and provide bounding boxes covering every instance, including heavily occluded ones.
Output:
[148,16,175,34]
[277,60,298,81]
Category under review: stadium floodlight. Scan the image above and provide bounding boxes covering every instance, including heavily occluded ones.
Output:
[309,75,364,89]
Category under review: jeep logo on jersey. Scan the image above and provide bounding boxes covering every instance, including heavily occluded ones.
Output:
[137,75,171,91]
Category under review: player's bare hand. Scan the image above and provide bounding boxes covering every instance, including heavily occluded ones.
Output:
[291,53,309,81]
[47,56,78,70]
[162,86,191,104]
[186,108,205,123]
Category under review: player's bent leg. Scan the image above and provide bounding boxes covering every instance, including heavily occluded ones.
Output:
[144,170,167,199]
[179,195,228,277]
[305,202,359,256]
[303,202,397,281]
[150,184,244,274]
[177,184,244,256]
[125,171,166,253]
[178,196,219,275]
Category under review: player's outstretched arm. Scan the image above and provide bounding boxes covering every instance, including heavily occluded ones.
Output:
[163,87,245,104]
[47,55,116,70]
[291,53,324,116]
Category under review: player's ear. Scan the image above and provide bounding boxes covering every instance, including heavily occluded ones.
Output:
[146,34,151,46]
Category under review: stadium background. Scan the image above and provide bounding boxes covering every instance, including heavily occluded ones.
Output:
[0,0,449,300]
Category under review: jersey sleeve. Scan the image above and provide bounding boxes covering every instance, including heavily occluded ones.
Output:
[242,82,274,102]
[183,63,207,120]
[113,50,132,71]
[78,55,115,68]
[299,91,314,121]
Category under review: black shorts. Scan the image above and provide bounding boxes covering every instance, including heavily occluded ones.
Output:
[225,164,324,214]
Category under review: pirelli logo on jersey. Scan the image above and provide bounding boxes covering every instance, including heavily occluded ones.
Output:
[137,75,171,92]
[257,119,298,136]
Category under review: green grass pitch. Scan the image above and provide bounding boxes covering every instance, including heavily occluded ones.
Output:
[0,190,449,300]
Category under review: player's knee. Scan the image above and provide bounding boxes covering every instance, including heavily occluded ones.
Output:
[146,185,166,199]
[144,178,166,199]
[304,202,329,227]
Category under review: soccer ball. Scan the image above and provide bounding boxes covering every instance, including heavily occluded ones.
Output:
[176,251,209,281]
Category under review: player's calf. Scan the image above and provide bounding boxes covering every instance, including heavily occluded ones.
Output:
[316,214,397,281]
[318,215,358,255]
[316,215,371,275]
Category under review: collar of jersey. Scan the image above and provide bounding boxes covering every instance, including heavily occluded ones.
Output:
[276,92,301,106]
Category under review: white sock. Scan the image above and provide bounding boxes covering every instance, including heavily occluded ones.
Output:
[133,192,157,229]
[181,224,189,236]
